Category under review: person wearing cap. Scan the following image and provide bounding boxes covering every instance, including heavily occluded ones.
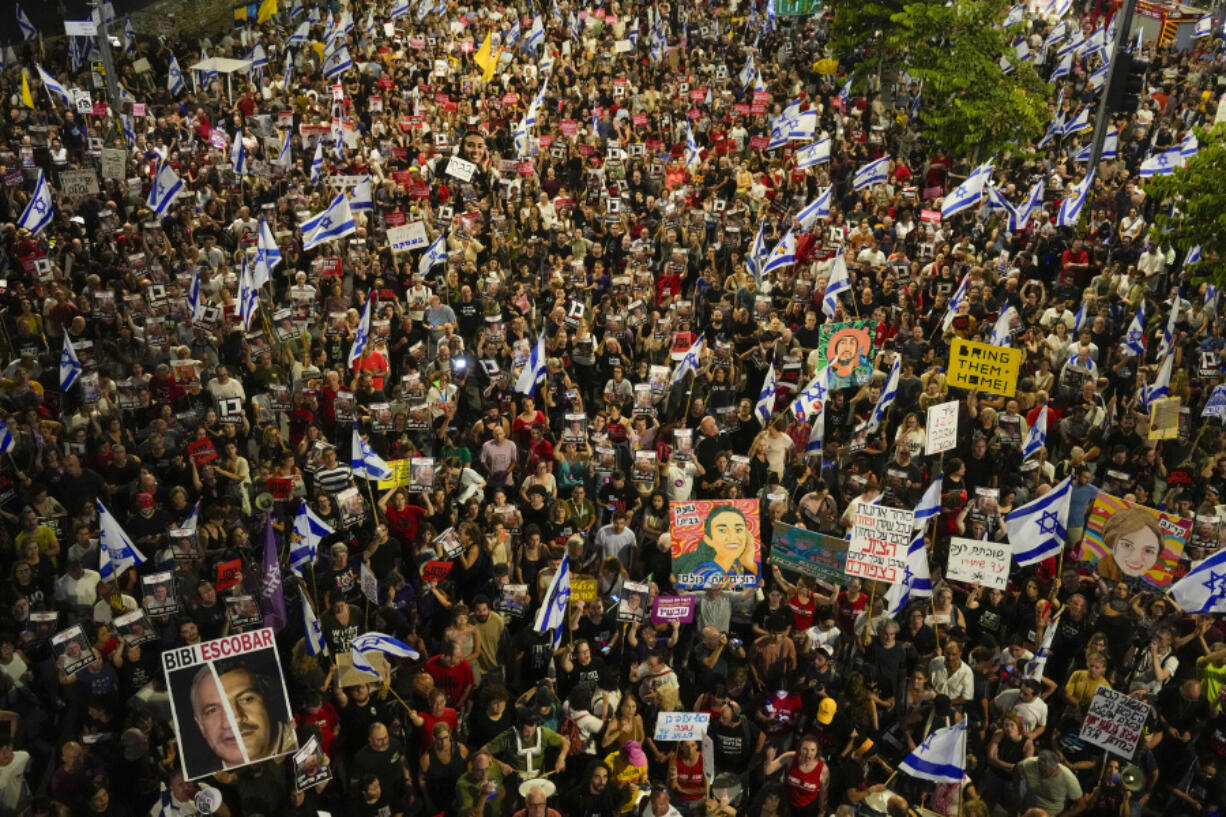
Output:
[482,708,567,783]
[603,740,650,814]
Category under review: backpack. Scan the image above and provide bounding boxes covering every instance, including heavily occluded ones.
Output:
[559,715,585,756]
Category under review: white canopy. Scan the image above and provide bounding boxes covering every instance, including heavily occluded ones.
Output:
[187,58,254,100]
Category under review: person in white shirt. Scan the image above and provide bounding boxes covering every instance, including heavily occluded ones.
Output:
[0,737,30,816]
[54,558,101,611]
[147,769,199,817]
[929,642,974,704]
[992,679,1049,738]
[206,365,246,404]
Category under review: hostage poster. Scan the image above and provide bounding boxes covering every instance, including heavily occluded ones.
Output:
[670,500,761,590]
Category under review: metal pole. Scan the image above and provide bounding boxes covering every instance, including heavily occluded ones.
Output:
[1088,0,1139,168]
[88,0,124,125]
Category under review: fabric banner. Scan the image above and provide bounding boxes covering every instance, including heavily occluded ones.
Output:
[771,523,848,585]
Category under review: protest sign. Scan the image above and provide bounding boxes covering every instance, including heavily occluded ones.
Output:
[26,611,58,643]
[293,735,332,791]
[421,560,453,583]
[946,538,1011,589]
[59,169,100,197]
[925,400,960,455]
[617,581,650,623]
[226,595,263,631]
[1079,492,1189,589]
[1148,396,1181,440]
[387,221,429,254]
[653,712,711,741]
[376,459,412,490]
[445,156,477,181]
[141,571,179,615]
[847,502,913,583]
[570,574,598,606]
[815,320,877,389]
[162,628,298,780]
[216,559,242,591]
[670,500,761,590]
[114,609,159,646]
[100,147,126,180]
[946,338,1022,396]
[335,652,387,687]
[1079,686,1150,758]
[497,584,530,618]
[434,527,463,560]
[771,523,848,586]
[51,625,96,676]
[651,595,696,623]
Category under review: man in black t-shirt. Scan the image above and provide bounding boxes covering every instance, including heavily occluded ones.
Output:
[512,627,555,695]
[708,702,763,778]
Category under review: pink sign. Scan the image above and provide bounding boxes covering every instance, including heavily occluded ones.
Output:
[651,596,695,623]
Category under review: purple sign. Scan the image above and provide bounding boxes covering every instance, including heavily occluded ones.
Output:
[651,595,695,624]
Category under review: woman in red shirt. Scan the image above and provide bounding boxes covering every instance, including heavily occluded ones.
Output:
[668,739,707,808]
[771,566,838,632]
[765,736,829,817]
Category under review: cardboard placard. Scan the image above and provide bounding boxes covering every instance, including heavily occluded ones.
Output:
[947,338,1022,397]
[650,595,695,623]
[771,524,849,586]
[387,221,429,254]
[1148,396,1181,440]
[653,712,711,741]
[946,537,1010,589]
[925,400,960,455]
[670,500,761,590]
[1078,686,1150,758]
[847,502,913,583]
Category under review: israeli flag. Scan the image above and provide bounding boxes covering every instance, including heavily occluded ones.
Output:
[670,335,705,387]
[0,419,14,454]
[790,364,831,421]
[786,110,819,142]
[337,8,354,35]
[253,216,282,289]
[991,305,1017,347]
[684,121,702,170]
[349,176,373,212]
[838,75,852,108]
[1186,245,1204,268]
[310,139,323,184]
[249,44,268,73]
[885,532,933,615]
[941,275,970,331]
[857,356,901,434]
[822,250,851,319]
[1037,117,1062,149]
[629,16,639,46]
[418,232,447,277]
[347,297,371,368]
[1140,349,1173,410]
[755,361,778,425]
[230,131,247,177]
[300,594,328,655]
[942,161,994,219]
[1004,4,1024,27]
[301,193,356,250]
[900,719,968,784]
[351,632,421,676]
[912,477,943,530]
[1022,405,1048,458]
[276,129,292,170]
[1006,475,1072,566]
[352,423,394,481]
[323,46,353,80]
[1056,170,1093,227]
[187,266,204,322]
[1007,179,1043,231]
[506,18,522,50]
[282,55,293,89]
[35,64,71,107]
[1181,131,1199,159]
[1050,52,1072,81]
[124,16,136,52]
[796,188,832,230]
[528,14,545,50]
[16,4,36,41]
[197,48,217,88]
[1195,14,1213,38]
[147,160,183,217]
[290,499,334,575]
[168,51,185,95]
[1139,147,1182,178]
[1073,301,1086,333]
[238,258,259,331]
[852,156,891,191]
[1171,545,1226,614]
[287,21,310,48]
[1061,107,1090,137]
[1026,607,1062,680]
[17,170,54,237]
[1120,302,1146,356]
[762,230,797,277]
[515,333,548,395]
[746,222,768,281]
[1086,62,1109,93]
[796,138,831,169]
[60,329,82,391]
[389,0,409,19]
[1158,296,1180,359]
[534,555,572,647]
[805,394,826,459]
[985,185,1015,223]
[97,499,147,580]
[739,54,756,89]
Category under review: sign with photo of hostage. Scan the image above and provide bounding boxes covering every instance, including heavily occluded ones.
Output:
[52,625,96,676]
[670,500,761,590]
[163,628,298,781]
[226,595,264,632]
[293,734,332,791]
[114,609,159,646]
[617,581,650,623]
[1078,492,1189,589]
[142,571,179,616]
[815,320,876,389]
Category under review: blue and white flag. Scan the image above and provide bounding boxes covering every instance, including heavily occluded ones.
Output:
[515,333,548,395]
[805,399,826,459]
[187,266,204,322]
[60,329,82,391]
[1010,179,1044,232]
[1037,117,1062,149]
[822,250,850,318]
[0,419,14,454]
[852,156,891,191]
[1086,62,1109,93]
[912,477,943,530]
[1050,52,1072,81]
[310,139,323,184]
[762,230,797,278]
[238,258,259,331]
[1204,282,1217,314]
[1056,171,1093,227]
[16,4,36,40]
[349,176,373,212]
[1158,295,1180,359]
[230,131,247,177]
[300,593,328,655]
[1026,606,1062,680]
[1171,546,1226,614]
[249,44,268,73]
[790,365,831,422]
[739,54,756,89]
[1139,147,1182,178]
[628,15,639,46]
[347,297,371,368]
[786,110,819,142]
[900,719,968,784]
[147,160,183,217]
[301,193,356,250]
[1204,383,1226,421]
[254,216,282,289]
[17,170,54,236]
[352,423,394,481]
[287,21,311,48]
[1181,131,1199,159]
[670,335,705,387]
[351,632,421,676]
[197,48,218,88]
[795,138,831,169]
[1186,245,1203,268]
[534,554,572,647]
[282,55,294,90]
[941,275,970,331]
[1194,14,1213,38]
[985,185,1015,224]
[527,14,545,50]
[323,46,353,80]
[684,121,702,170]
[797,187,832,230]
[123,16,136,52]
[97,499,147,580]
[278,129,293,169]
[1006,475,1072,566]
[942,161,994,219]
[1061,107,1090,137]
[857,356,901,434]
[991,305,1017,347]
[1120,301,1146,356]
[886,531,933,615]
[746,222,768,281]
[168,52,185,95]
[1022,405,1048,458]
[838,76,852,108]
[1140,349,1173,410]
[1004,4,1025,27]
[418,232,447,277]
[290,499,334,575]
[755,361,777,425]
[35,64,71,107]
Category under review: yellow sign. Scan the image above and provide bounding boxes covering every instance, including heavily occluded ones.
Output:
[1148,397,1181,440]
[947,338,1022,397]
[570,574,598,606]
[376,459,412,490]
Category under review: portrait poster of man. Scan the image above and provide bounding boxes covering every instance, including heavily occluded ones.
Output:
[670,500,761,590]
[142,571,180,616]
[1078,492,1189,589]
[162,628,298,781]
[617,581,650,623]
[114,609,159,646]
[816,320,877,389]
[293,734,332,791]
[51,625,96,676]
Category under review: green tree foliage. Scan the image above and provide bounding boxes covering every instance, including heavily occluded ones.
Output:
[1147,124,1226,285]
[887,0,1049,161]
[828,0,906,89]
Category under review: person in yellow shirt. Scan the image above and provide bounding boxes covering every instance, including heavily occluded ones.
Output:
[1196,643,1226,715]
[15,507,59,564]
[603,740,649,814]
[1064,652,1111,712]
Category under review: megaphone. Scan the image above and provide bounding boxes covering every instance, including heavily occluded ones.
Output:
[255,492,275,511]
[1120,764,1144,792]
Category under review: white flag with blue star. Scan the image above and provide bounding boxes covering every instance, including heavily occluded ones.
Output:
[60,328,82,391]
[1171,547,1226,614]
[238,258,259,331]
[1022,405,1047,459]
[16,4,36,41]
[36,64,71,107]
[1056,170,1094,227]
[147,160,184,217]
[418,232,447,277]
[351,631,420,675]
[822,250,850,318]
[97,499,147,580]
[18,170,54,236]
[797,187,832,230]
[1006,475,1072,566]
[301,193,356,250]
[991,305,1018,347]
[755,361,778,425]
[534,554,572,647]
[1119,301,1146,357]
[352,423,393,481]
[168,51,185,96]
[762,230,797,277]
[254,216,282,289]
[300,593,328,656]
[790,364,831,421]
[899,719,967,784]
[852,155,891,191]
[1139,148,1182,178]
[746,222,768,281]
[941,275,970,331]
[942,160,994,219]
[0,419,14,454]
[278,129,293,169]
[670,334,705,387]
[1194,13,1213,38]
[886,531,933,615]
[912,477,943,530]
[347,297,371,368]
[290,499,334,575]
[515,333,548,395]
[857,356,901,434]
[1140,349,1173,410]
[230,130,247,177]
[1026,606,1062,680]
[310,138,323,184]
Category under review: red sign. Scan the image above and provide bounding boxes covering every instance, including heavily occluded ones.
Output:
[503,93,519,106]
[434,93,450,104]
[216,559,242,591]
[749,136,769,150]
[268,477,295,500]
[315,258,342,278]
[392,170,413,184]
[750,103,766,114]
[518,161,536,175]
[441,101,457,113]
[187,438,217,466]
[753,91,771,104]
[379,77,395,89]
[398,117,415,133]
[920,209,943,224]
[385,211,407,226]
[633,113,647,126]
[733,104,750,116]
[560,120,578,136]
[421,561,453,583]
[91,103,108,117]
[690,88,706,102]
[409,182,431,198]
[578,144,595,156]
[389,147,408,160]
[645,139,663,152]
[687,109,701,120]
[539,134,553,148]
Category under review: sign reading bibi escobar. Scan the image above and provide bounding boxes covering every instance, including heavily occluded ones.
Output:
[947,338,1022,396]
[670,500,761,589]
[847,502,913,583]
[163,628,298,780]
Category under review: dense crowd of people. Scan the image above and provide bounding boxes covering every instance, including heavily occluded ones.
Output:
[0,0,1224,815]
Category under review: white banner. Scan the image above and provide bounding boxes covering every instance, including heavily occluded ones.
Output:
[1078,686,1150,758]
[653,712,710,741]
[847,502,913,584]
[946,537,1011,589]
[387,221,429,254]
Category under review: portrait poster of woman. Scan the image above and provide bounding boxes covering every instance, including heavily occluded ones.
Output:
[670,499,762,591]
[1079,492,1190,588]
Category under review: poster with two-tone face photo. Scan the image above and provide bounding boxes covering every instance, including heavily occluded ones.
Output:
[162,628,298,781]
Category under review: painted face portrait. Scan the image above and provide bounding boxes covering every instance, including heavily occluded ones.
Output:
[1103,507,1164,579]
[704,508,751,569]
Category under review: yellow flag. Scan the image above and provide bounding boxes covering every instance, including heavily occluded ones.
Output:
[21,70,33,109]
[474,32,496,81]
[257,0,277,25]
